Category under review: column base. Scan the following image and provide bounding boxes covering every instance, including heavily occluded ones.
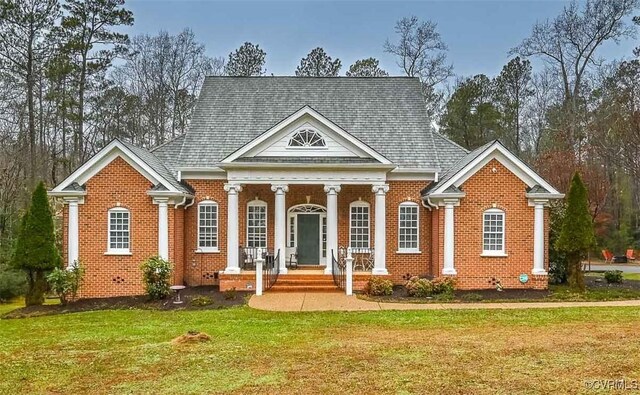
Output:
[442,268,457,275]
[372,268,389,275]
[279,267,288,275]
[324,267,333,275]
[532,269,548,275]
[224,267,241,274]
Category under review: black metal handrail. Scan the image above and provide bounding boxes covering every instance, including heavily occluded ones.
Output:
[331,249,346,290]
[264,249,280,291]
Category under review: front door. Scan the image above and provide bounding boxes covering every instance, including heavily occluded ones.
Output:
[297,214,320,264]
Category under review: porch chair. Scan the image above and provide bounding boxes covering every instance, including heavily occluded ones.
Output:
[601,249,614,264]
[288,248,298,270]
[626,249,636,261]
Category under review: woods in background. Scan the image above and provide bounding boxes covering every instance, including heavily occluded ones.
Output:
[0,0,639,262]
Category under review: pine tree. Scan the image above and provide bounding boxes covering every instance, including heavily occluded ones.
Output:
[12,182,61,305]
[224,42,266,76]
[295,47,341,77]
[346,58,389,77]
[556,172,595,291]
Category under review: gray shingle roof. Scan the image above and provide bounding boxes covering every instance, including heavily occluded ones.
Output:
[421,140,496,195]
[527,185,550,194]
[119,139,192,194]
[178,76,466,170]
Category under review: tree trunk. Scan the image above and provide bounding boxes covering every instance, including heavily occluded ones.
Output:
[25,271,48,306]
[567,253,585,292]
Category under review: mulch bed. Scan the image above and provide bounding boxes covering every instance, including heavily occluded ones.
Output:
[585,275,640,290]
[3,286,249,319]
[364,285,551,303]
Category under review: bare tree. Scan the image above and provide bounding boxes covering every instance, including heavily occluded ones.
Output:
[384,16,453,119]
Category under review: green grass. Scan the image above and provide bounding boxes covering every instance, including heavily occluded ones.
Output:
[585,271,640,282]
[1,303,640,394]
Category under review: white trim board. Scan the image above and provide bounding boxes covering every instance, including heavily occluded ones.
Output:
[221,106,392,165]
[51,140,181,195]
[430,141,563,196]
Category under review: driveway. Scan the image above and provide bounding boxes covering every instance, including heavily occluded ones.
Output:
[586,263,640,273]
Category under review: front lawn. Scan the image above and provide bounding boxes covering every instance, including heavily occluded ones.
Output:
[1,303,639,393]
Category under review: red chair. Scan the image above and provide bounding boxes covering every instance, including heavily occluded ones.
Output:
[602,250,614,264]
[626,249,636,261]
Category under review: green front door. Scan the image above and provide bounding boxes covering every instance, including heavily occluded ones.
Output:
[297,214,320,264]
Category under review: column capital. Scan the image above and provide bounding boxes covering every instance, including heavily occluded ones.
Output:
[223,183,243,194]
[528,198,550,207]
[270,184,289,193]
[323,184,341,194]
[372,184,390,195]
[63,196,83,205]
[152,197,170,205]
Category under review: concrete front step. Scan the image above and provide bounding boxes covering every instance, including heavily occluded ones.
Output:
[270,273,339,292]
[269,285,340,293]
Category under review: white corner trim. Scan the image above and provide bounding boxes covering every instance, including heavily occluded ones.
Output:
[221,106,392,165]
[52,139,181,195]
[431,142,562,196]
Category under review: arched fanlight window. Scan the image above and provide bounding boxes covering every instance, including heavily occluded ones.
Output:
[288,129,326,148]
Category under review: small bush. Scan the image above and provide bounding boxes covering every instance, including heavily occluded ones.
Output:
[191,295,213,306]
[404,276,456,298]
[548,259,568,284]
[140,256,173,300]
[46,262,85,305]
[604,270,624,284]
[364,277,393,296]
[0,265,26,302]
[223,288,237,300]
[404,276,433,297]
[431,276,456,295]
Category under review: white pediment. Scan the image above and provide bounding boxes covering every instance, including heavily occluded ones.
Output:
[222,106,391,164]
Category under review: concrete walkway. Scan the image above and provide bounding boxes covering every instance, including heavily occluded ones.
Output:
[248,292,640,312]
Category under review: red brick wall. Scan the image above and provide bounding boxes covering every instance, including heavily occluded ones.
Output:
[439,159,548,290]
[183,180,227,286]
[71,157,159,298]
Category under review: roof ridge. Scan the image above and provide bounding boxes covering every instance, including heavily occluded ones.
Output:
[150,133,185,153]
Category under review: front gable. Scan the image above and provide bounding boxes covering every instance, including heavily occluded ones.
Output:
[221,106,392,165]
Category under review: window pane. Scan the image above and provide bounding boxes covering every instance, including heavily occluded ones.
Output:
[198,204,218,248]
[483,211,504,252]
[247,204,267,248]
[350,204,370,248]
[398,205,418,250]
[108,210,130,250]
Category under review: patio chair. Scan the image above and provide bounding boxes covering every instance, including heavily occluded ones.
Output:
[288,248,298,269]
[626,249,636,261]
[602,249,614,264]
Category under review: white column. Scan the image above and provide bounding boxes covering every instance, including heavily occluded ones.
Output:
[157,198,169,260]
[271,184,289,274]
[224,183,243,274]
[255,248,264,296]
[324,184,341,274]
[65,198,80,269]
[532,200,548,275]
[372,184,389,275]
[442,199,457,275]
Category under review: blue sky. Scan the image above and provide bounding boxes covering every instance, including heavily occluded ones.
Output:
[125,0,638,78]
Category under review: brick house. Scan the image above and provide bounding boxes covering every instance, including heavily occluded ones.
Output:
[50,77,563,298]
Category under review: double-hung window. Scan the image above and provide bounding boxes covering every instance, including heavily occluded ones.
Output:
[398,203,419,252]
[107,207,130,254]
[482,209,505,255]
[247,200,267,248]
[349,201,370,249]
[198,201,219,252]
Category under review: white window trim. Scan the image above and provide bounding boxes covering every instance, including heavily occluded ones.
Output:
[349,201,370,249]
[397,202,420,253]
[246,200,268,248]
[197,200,219,253]
[106,207,131,255]
[286,128,328,149]
[481,208,507,257]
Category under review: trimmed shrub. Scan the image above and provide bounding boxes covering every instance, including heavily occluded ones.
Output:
[0,265,26,302]
[404,276,433,297]
[223,288,237,300]
[604,270,624,284]
[404,276,456,298]
[364,277,393,296]
[46,262,85,305]
[140,256,173,300]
